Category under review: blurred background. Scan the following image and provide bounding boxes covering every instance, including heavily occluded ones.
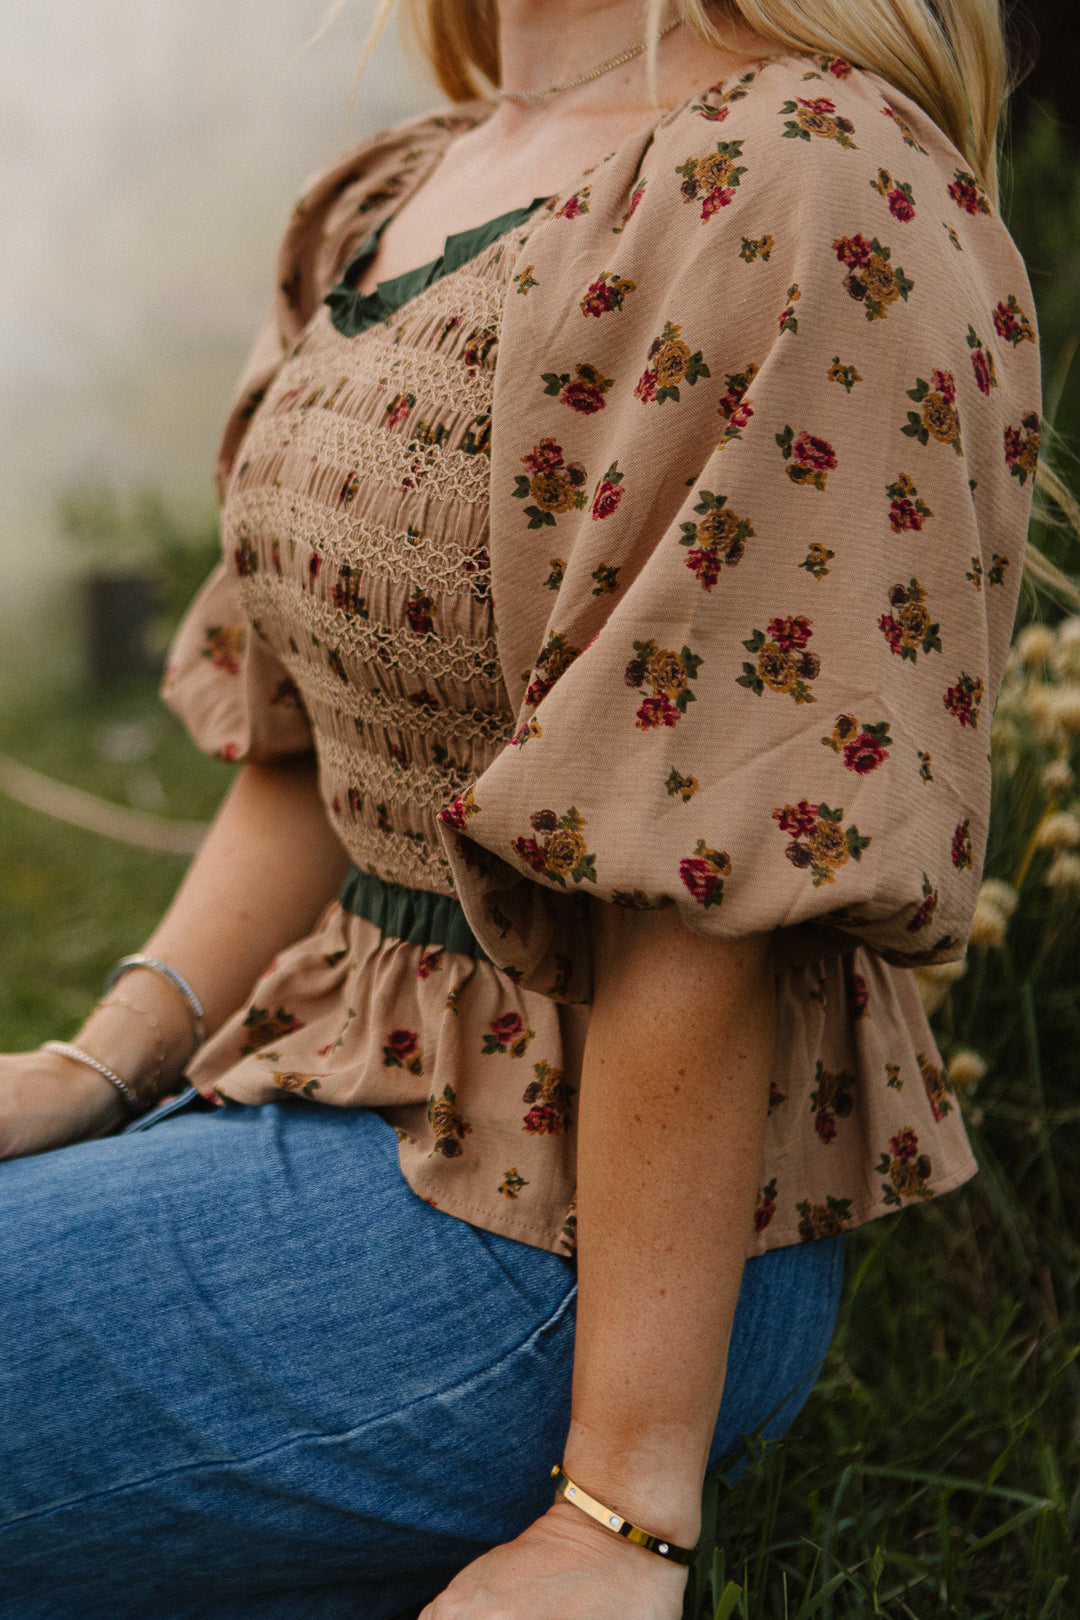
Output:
[0,0,431,691]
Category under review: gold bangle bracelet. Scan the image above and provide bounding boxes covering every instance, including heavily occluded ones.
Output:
[549,1465,698,1566]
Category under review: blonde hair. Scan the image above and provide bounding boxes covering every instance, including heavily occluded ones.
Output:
[383,0,1010,202]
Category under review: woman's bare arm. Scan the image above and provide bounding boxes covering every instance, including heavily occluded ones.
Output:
[140,756,352,1035]
[0,756,350,1157]
[422,902,775,1618]
[564,901,774,1529]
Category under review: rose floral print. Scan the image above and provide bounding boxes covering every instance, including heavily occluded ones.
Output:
[948,169,991,216]
[241,1005,303,1056]
[966,326,998,396]
[797,1196,853,1241]
[738,614,820,703]
[679,841,732,909]
[580,272,636,317]
[716,365,758,448]
[675,139,749,220]
[776,425,837,489]
[678,488,755,588]
[903,370,963,454]
[943,671,984,728]
[1004,413,1041,485]
[524,630,580,708]
[163,51,1038,1261]
[773,801,870,887]
[591,461,625,521]
[810,1061,857,1144]
[513,440,588,527]
[499,1168,528,1200]
[512,807,597,887]
[522,1060,575,1136]
[541,362,614,414]
[754,1179,778,1233]
[878,579,942,662]
[482,1013,534,1058]
[821,715,892,774]
[383,1028,424,1076]
[920,1052,953,1120]
[833,234,914,320]
[886,472,932,532]
[878,1127,933,1204]
[870,167,916,221]
[625,640,703,727]
[428,1084,471,1157]
[635,321,710,403]
[780,95,858,148]
[201,624,245,674]
[993,294,1036,348]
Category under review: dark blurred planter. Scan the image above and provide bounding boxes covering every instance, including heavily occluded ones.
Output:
[85,571,161,686]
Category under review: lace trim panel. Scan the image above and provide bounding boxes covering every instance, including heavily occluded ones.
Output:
[279,659,512,745]
[313,330,497,420]
[238,575,501,685]
[225,487,491,602]
[398,266,516,326]
[339,823,457,897]
[236,411,492,507]
[317,733,473,815]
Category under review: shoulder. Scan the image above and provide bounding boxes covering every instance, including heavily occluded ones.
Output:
[522,52,1031,350]
[274,104,488,335]
[639,55,988,246]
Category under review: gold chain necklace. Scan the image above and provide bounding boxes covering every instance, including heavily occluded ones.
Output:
[494,18,682,106]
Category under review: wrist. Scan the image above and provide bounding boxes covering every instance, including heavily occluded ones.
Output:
[560,1419,707,1549]
[37,1045,131,1132]
[542,1498,692,1595]
[77,977,195,1098]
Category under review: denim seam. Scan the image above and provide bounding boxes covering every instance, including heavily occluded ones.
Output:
[0,1280,578,1533]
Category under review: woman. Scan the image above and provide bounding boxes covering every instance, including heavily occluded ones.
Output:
[0,1,1040,1615]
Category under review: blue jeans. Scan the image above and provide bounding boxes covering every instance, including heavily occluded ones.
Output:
[0,1094,844,1618]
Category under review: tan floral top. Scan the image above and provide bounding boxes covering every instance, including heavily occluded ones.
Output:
[163,54,1040,1257]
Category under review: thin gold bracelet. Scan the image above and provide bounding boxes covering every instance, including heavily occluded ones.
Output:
[95,995,168,1086]
[550,1466,698,1566]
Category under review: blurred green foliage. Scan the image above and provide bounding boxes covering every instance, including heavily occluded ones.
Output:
[1006,111,1080,590]
[0,681,232,1047]
[58,482,221,659]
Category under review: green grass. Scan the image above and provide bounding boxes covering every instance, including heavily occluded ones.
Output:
[0,680,230,1048]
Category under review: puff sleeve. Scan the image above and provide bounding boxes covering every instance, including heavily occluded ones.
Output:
[438,59,1041,1001]
[161,113,467,764]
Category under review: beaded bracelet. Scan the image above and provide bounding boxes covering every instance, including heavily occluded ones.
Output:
[549,1466,698,1566]
[42,1041,144,1115]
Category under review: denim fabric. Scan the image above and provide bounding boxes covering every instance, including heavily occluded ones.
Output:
[0,1095,843,1618]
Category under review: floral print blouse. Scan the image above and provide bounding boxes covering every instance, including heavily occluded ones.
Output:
[163,53,1040,1257]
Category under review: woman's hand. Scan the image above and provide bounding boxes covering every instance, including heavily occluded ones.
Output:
[0,1049,127,1159]
[0,961,198,1159]
[418,1502,687,1620]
